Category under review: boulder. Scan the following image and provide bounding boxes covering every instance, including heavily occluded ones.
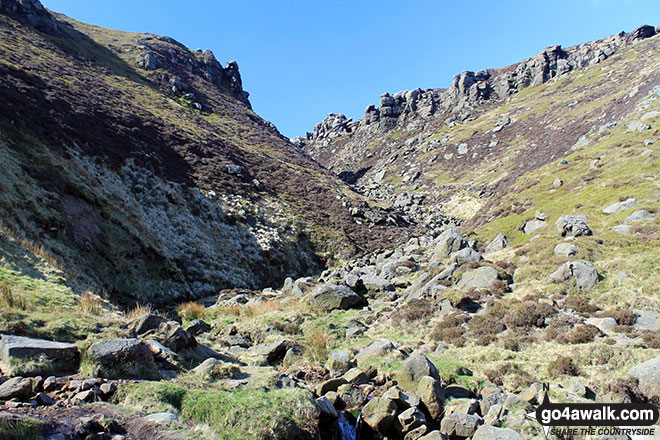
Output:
[244,339,290,366]
[627,121,650,132]
[398,353,440,391]
[337,383,368,409]
[0,335,79,364]
[522,219,546,234]
[625,209,655,223]
[0,377,32,400]
[361,397,398,434]
[553,243,578,258]
[556,215,592,238]
[434,229,468,259]
[395,406,426,434]
[359,274,394,292]
[342,368,369,385]
[185,319,211,336]
[485,233,508,253]
[87,338,157,376]
[472,424,525,440]
[309,284,365,311]
[457,266,499,291]
[417,375,445,420]
[356,340,399,366]
[327,351,353,374]
[143,412,178,425]
[612,224,632,234]
[602,198,636,215]
[450,248,482,266]
[316,396,338,419]
[629,356,660,401]
[440,412,483,438]
[634,310,660,331]
[585,317,617,332]
[549,261,598,290]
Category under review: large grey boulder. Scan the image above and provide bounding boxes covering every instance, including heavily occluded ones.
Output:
[417,376,445,421]
[309,284,364,311]
[485,233,508,253]
[634,310,660,331]
[458,266,499,291]
[549,261,598,290]
[0,377,32,400]
[450,248,482,266]
[556,215,592,238]
[361,397,398,434]
[629,356,660,401]
[625,209,655,223]
[397,353,440,391]
[473,425,525,440]
[356,340,400,366]
[243,339,290,366]
[440,413,483,438]
[88,338,156,373]
[359,274,394,292]
[553,243,578,258]
[0,335,78,364]
[603,198,636,215]
[434,229,468,259]
[522,219,546,234]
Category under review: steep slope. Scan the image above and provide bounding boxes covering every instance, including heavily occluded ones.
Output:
[299,25,660,226]
[0,1,411,305]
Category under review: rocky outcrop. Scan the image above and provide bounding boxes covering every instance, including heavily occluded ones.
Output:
[0,0,60,34]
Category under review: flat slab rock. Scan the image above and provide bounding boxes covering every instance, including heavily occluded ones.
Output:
[0,334,78,361]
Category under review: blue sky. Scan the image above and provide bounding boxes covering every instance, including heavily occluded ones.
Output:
[42,0,659,138]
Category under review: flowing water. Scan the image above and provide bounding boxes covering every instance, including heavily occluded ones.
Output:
[336,412,357,440]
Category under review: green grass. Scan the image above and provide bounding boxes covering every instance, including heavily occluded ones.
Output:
[0,415,42,440]
[118,381,318,440]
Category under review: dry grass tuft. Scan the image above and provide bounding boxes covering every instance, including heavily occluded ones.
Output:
[176,302,205,322]
[303,328,328,366]
[80,291,102,315]
[124,303,154,320]
[0,282,26,309]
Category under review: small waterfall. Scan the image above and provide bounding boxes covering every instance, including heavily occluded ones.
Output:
[336,412,357,440]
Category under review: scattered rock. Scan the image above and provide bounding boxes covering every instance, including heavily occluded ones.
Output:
[0,335,79,371]
[87,338,157,377]
[397,353,440,391]
[185,319,211,336]
[450,247,483,265]
[485,233,508,253]
[309,284,365,311]
[634,310,660,331]
[457,266,499,291]
[143,412,178,425]
[473,424,525,440]
[522,219,546,234]
[0,377,32,400]
[554,243,578,258]
[612,224,632,234]
[361,397,398,434]
[556,215,592,238]
[416,375,445,420]
[585,317,617,332]
[356,340,399,366]
[625,209,655,223]
[440,412,483,438]
[549,261,598,290]
[602,198,636,215]
[327,351,353,374]
[628,357,660,401]
[434,229,468,259]
[627,121,650,132]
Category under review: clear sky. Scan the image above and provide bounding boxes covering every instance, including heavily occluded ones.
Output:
[41,0,660,138]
